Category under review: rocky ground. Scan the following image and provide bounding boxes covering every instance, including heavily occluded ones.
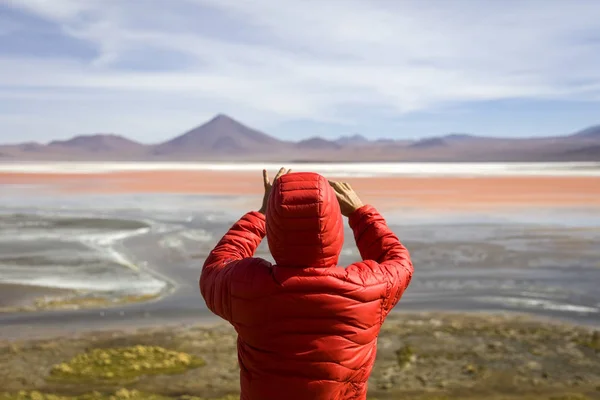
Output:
[1,312,599,400]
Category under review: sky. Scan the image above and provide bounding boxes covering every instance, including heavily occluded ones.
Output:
[0,0,599,144]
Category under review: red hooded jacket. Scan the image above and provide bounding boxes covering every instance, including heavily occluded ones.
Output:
[200,172,413,400]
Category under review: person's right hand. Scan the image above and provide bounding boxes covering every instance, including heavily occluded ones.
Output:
[329,180,364,217]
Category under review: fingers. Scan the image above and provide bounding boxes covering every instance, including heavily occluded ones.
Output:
[274,167,288,181]
[262,169,269,188]
[329,181,346,199]
[328,180,350,191]
[264,167,290,189]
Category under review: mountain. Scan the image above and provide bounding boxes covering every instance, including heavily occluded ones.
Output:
[296,137,341,150]
[409,138,448,149]
[1,117,599,162]
[153,114,288,156]
[49,134,144,153]
[442,133,477,141]
[559,144,600,158]
[571,125,600,139]
[375,138,397,144]
[335,134,369,146]
[17,142,45,152]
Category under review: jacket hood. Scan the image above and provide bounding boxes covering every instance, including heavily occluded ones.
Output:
[266,172,344,268]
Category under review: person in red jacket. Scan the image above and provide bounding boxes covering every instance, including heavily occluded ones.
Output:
[200,167,413,400]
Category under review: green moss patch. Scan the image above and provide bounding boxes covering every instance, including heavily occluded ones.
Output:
[395,344,416,368]
[576,331,600,352]
[49,346,205,383]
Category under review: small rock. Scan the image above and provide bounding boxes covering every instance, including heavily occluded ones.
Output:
[542,371,549,379]
[529,347,544,356]
[378,381,392,390]
[462,364,483,377]
[487,341,503,351]
[429,318,442,327]
[526,361,542,371]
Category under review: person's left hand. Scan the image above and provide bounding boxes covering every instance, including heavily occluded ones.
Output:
[258,167,291,214]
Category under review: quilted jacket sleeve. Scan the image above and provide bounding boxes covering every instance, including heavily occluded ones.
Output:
[348,205,414,318]
[199,211,267,322]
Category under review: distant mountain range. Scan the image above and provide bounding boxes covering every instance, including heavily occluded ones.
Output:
[1,114,599,162]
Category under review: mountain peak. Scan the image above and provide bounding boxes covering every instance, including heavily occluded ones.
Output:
[208,113,237,124]
[48,134,143,152]
[154,114,285,155]
[572,125,600,138]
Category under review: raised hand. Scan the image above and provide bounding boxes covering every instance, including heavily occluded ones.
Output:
[329,180,364,217]
[258,167,291,214]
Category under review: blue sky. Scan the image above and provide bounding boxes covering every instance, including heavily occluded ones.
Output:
[1,0,599,144]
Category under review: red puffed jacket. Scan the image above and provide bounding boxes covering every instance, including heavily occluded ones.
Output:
[200,172,413,400]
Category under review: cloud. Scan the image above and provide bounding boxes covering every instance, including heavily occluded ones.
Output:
[1,0,600,141]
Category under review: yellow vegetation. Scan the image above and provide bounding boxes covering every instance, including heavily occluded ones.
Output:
[49,346,205,383]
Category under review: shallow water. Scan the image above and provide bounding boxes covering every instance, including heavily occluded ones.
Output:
[0,213,164,294]
[0,186,599,336]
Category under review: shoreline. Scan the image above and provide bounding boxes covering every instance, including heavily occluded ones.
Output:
[0,282,163,315]
[2,303,598,342]
[0,284,76,311]
[2,171,600,211]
